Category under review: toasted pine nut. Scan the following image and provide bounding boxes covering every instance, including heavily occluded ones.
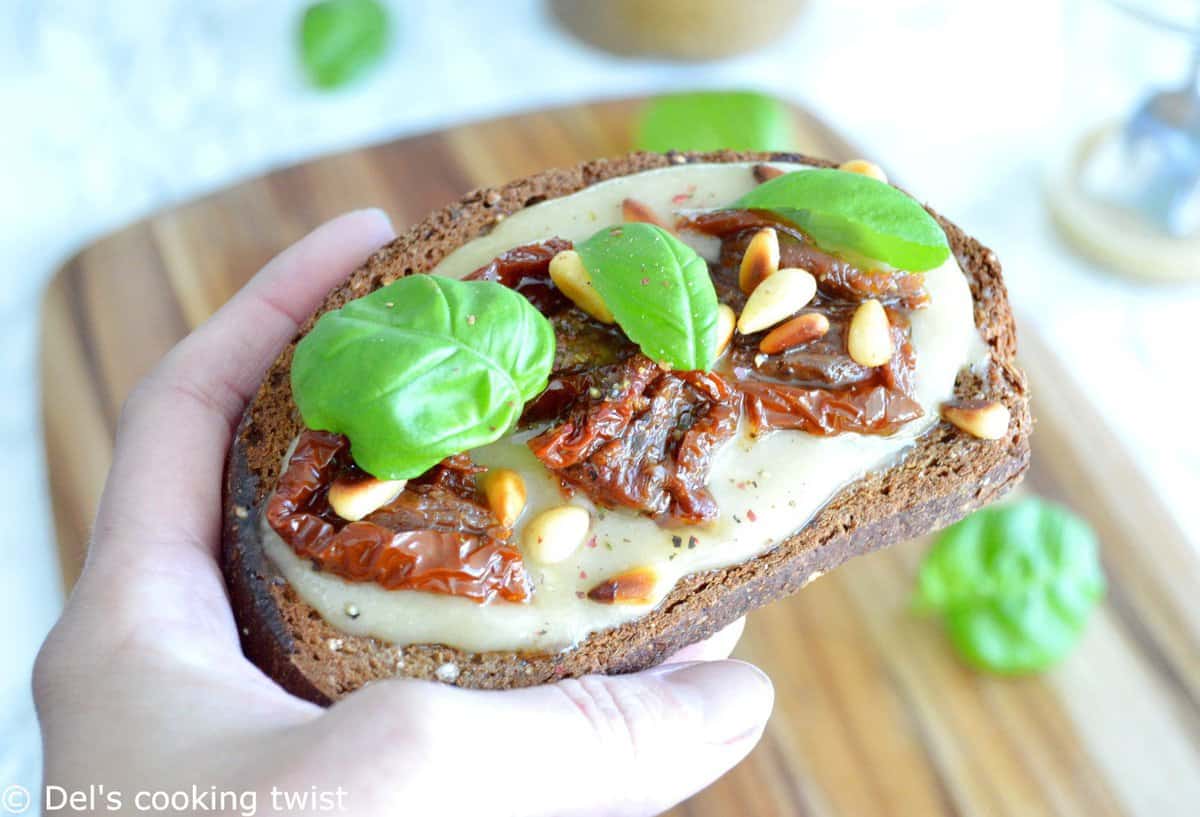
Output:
[479,468,527,528]
[715,304,737,356]
[753,163,786,183]
[838,159,888,183]
[847,299,893,367]
[737,267,817,335]
[587,566,659,605]
[621,197,671,230]
[327,476,406,522]
[759,312,830,354]
[738,227,780,294]
[549,250,614,324]
[522,505,590,564]
[941,400,1011,440]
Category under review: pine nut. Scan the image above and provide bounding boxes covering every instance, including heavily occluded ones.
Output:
[327,476,406,522]
[838,159,888,184]
[522,505,591,564]
[759,311,830,354]
[549,250,615,324]
[737,267,817,335]
[941,400,1011,440]
[739,227,780,294]
[587,566,660,605]
[621,197,671,231]
[847,299,893,367]
[753,163,785,183]
[479,467,527,528]
[715,304,736,356]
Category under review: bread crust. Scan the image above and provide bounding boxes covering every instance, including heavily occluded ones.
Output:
[222,150,1031,703]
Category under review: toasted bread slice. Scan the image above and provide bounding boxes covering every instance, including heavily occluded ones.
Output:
[222,150,1030,703]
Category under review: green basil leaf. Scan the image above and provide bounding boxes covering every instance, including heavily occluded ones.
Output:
[734,168,951,272]
[299,0,390,90]
[292,275,555,479]
[913,498,1106,675]
[576,223,719,371]
[635,90,796,153]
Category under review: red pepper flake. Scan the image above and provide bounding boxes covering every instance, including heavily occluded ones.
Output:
[579,570,588,580]
[586,536,598,549]
[575,590,585,599]
[746,509,758,522]
[554,665,567,676]
[640,277,650,286]
[671,186,696,205]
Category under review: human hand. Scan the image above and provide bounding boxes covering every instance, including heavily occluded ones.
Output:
[33,210,774,817]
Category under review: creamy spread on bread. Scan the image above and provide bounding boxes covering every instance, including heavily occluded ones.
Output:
[260,162,988,653]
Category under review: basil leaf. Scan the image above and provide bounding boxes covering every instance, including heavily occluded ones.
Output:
[576,223,719,371]
[913,498,1106,675]
[292,276,555,479]
[734,168,951,272]
[299,0,390,90]
[635,91,796,153]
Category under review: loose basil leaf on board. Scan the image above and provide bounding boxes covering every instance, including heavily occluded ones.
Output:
[635,90,797,153]
[576,223,719,371]
[913,498,1106,675]
[292,276,555,479]
[735,168,951,272]
[299,0,390,89]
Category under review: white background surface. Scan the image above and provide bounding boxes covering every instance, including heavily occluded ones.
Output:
[3,0,1199,801]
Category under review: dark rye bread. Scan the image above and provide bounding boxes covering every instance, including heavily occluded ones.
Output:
[222,150,1031,704]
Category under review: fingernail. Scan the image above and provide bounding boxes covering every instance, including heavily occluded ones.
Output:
[358,207,396,236]
[653,660,774,743]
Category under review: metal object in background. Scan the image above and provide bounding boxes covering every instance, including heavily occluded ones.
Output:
[1048,1,1200,280]
[1118,10,1200,235]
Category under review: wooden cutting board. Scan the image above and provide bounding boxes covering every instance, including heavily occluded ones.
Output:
[40,97,1200,817]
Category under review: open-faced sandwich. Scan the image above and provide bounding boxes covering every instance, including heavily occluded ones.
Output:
[223,151,1031,703]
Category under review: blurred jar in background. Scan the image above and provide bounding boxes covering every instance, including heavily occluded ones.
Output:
[550,0,806,60]
[1048,0,1200,281]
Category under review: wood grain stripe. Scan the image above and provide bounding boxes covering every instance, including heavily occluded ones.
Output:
[881,661,967,817]
[63,257,119,434]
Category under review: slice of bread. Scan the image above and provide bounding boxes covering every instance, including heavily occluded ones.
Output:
[222,150,1031,704]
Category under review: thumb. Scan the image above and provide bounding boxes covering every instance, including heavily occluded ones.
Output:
[313,660,774,817]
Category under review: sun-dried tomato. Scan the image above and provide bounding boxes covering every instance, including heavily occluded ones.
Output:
[266,430,530,603]
[466,237,573,314]
[682,209,930,309]
[527,356,741,524]
[737,319,923,436]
